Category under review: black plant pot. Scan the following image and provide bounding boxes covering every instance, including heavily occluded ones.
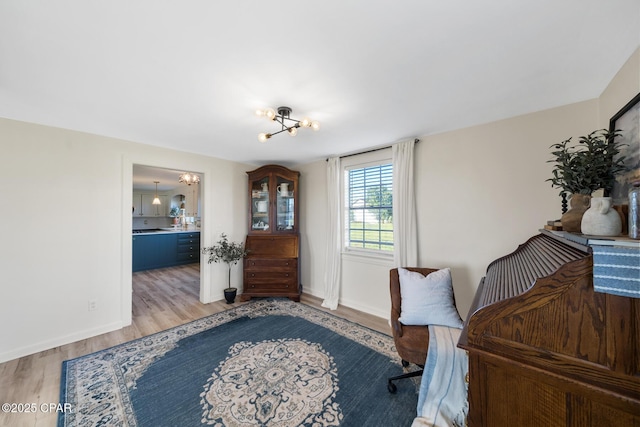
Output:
[224,288,237,304]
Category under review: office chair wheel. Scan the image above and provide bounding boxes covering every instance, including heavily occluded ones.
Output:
[387,380,397,393]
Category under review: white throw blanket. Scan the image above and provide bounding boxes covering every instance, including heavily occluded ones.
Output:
[411,325,468,427]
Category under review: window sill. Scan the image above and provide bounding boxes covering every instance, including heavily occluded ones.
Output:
[341,249,394,266]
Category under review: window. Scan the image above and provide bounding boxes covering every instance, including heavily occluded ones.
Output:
[345,162,393,252]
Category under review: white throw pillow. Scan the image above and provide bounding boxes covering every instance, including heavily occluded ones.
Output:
[398,267,463,328]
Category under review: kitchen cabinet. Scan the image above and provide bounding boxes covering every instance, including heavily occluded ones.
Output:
[177,232,200,263]
[133,193,168,217]
[170,187,200,218]
[132,233,153,270]
[132,193,143,216]
[243,165,300,301]
[132,233,175,271]
[132,231,200,271]
[184,187,200,217]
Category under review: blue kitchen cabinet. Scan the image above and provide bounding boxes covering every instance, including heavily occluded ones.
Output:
[132,234,153,271]
[177,232,201,263]
[132,232,200,272]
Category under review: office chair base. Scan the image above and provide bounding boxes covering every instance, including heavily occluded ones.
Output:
[387,368,423,393]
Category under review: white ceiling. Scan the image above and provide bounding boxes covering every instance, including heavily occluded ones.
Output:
[1,1,639,167]
[132,165,201,192]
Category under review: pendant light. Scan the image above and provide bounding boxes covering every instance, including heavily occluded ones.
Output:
[152,181,161,205]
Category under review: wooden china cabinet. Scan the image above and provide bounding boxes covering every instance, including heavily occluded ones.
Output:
[242,165,301,302]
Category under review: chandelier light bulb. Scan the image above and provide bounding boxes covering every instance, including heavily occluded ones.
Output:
[299,117,311,128]
[311,120,320,131]
[258,132,271,142]
[265,108,276,120]
[288,127,298,136]
[255,109,265,117]
[179,172,200,185]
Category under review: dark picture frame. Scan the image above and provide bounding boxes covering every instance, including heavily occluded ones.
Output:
[609,92,640,204]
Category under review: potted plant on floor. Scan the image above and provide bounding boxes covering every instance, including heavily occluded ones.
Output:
[547,129,627,233]
[202,233,248,303]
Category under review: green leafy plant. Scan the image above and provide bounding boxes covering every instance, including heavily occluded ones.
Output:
[547,129,628,196]
[169,206,181,217]
[202,233,248,290]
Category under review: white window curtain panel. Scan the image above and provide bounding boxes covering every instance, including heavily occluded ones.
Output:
[322,156,342,310]
[392,139,418,267]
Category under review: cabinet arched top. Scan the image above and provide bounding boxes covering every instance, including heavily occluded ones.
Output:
[246,164,300,180]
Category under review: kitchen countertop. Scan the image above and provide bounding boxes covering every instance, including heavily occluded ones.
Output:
[132,228,201,236]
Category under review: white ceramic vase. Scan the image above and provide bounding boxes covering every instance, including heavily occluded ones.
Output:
[580,197,621,236]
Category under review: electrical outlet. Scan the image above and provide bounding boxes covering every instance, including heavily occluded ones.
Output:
[88,300,97,311]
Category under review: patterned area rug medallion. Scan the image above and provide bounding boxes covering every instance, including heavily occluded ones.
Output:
[58,299,418,426]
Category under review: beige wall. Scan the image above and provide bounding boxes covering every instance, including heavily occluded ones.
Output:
[297,47,640,321]
[599,47,640,128]
[414,100,598,318]
[0,119,249,362]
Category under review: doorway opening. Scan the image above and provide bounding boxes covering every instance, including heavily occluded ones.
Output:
[131,164,203,320]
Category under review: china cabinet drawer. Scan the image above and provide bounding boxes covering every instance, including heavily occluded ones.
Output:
[244,280,297,292]
[242,234,300,302]
[245,271,297,284]
[244,236,297,257]
[245,258,295,270]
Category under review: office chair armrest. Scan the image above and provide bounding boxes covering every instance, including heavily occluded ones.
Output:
[391,317,404,337]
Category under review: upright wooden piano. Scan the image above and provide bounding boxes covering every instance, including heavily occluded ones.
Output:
[458,231,639,426]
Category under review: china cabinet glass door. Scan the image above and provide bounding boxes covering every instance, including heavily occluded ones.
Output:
[276,177,295,231]
[251,177,270,231]
[247,165,299,235]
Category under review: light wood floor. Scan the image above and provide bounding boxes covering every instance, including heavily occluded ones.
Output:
[0,264,391,427]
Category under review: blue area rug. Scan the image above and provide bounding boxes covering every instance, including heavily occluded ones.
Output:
[58,299,418,426]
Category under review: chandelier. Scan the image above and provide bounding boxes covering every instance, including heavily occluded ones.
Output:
[256,106,320,142]
[179,172,200,185]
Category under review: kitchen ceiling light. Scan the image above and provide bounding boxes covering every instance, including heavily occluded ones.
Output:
[152,181,161,205]
[255,106,319,142]
[179,172,200,185]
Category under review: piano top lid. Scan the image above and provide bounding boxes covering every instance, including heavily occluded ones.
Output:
[479,232,589,307]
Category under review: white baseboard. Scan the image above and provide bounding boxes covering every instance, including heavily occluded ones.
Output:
[338,296,388,319]
[303,287,389,320]
[0,321,126,364]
